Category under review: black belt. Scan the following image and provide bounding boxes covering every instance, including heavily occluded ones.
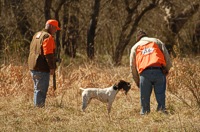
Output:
[145,67,161,70]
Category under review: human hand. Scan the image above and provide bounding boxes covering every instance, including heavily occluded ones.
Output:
[163,70,168,76]
[161,66,168,76]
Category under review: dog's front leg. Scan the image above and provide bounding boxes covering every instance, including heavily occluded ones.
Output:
[82,96,90,112]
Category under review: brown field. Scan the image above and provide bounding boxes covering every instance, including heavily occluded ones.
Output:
[0,57,200,132]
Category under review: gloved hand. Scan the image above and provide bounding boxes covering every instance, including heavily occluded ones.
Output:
[161,66,168,75]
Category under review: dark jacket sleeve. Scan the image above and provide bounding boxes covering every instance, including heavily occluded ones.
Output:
[45,54,56,69]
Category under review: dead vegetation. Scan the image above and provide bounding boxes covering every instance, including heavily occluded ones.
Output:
[0,57,200,131]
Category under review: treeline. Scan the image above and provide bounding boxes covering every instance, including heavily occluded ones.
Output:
[0,0,199,65]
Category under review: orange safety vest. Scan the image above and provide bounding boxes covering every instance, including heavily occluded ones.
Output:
[136,42,166,74]
[41,33,56,55]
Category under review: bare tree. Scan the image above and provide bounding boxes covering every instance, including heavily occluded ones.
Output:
[113,0,158,65]
[192,20,200,54]
[44,0,80,58]
[0,26,4,50]
[62,1,79,58]
[159,0,199,56]
[51,0,68,60]
[87,0,100,59]
[44,0,52,21]
[62,2,69,55]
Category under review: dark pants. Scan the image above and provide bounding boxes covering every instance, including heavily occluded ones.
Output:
[139,68,166,114]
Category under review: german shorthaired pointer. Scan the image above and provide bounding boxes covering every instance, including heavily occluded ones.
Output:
[80,80,131,113]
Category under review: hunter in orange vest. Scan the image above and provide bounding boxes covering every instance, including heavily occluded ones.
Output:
[28,19,60,107]
[130,30,172,115]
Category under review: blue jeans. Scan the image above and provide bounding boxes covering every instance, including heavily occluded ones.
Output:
[139,68,166,114]
[30,70,50,107]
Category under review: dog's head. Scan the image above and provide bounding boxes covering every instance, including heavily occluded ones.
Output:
[113,80,131,95]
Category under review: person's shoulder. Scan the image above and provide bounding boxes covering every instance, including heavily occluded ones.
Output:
[155,38,164,45]
[131,41,141,51]
[43,34,50,39]
[34,31,44,39]
[41,29,51,39]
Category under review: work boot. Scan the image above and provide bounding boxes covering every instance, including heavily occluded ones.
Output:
[140,109,150,115]
[157,107,168,115]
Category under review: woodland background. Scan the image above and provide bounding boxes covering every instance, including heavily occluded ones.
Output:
[0,0,200,65]
[0,0,200,131]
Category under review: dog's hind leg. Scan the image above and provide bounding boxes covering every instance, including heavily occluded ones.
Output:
[82,102,87,112]
[82,95,90,112]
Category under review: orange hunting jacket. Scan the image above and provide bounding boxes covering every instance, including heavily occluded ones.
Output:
[130,37,172,84]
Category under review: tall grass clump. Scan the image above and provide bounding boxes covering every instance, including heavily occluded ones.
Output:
[0,56,200,131]
[168,56,200,108]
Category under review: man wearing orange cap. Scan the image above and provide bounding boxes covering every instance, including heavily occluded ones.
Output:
[130,29,172,115]
[28,19,60,107]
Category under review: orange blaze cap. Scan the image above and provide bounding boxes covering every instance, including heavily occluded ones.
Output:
[46,19,61,30]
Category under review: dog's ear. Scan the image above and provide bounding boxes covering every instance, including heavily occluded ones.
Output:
[119,80,124,83]
[118,80,126,85]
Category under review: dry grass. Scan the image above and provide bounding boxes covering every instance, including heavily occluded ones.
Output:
[0,57,200,132]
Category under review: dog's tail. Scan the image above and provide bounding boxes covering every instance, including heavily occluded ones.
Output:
[79,88,85,95]
[79,88,85,91]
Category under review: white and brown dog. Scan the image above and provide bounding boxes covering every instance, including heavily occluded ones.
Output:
[80,80,131,113]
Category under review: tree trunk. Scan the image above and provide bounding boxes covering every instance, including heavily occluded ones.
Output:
[159,0,199,56]
[192,20,200,54]
[0,26,4,50]
[54,0,68,60]
[87,0,100,60]
[62,3,69,55]
[44,0,52,21]
[62,1,79,58]
[113,0,157,65]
